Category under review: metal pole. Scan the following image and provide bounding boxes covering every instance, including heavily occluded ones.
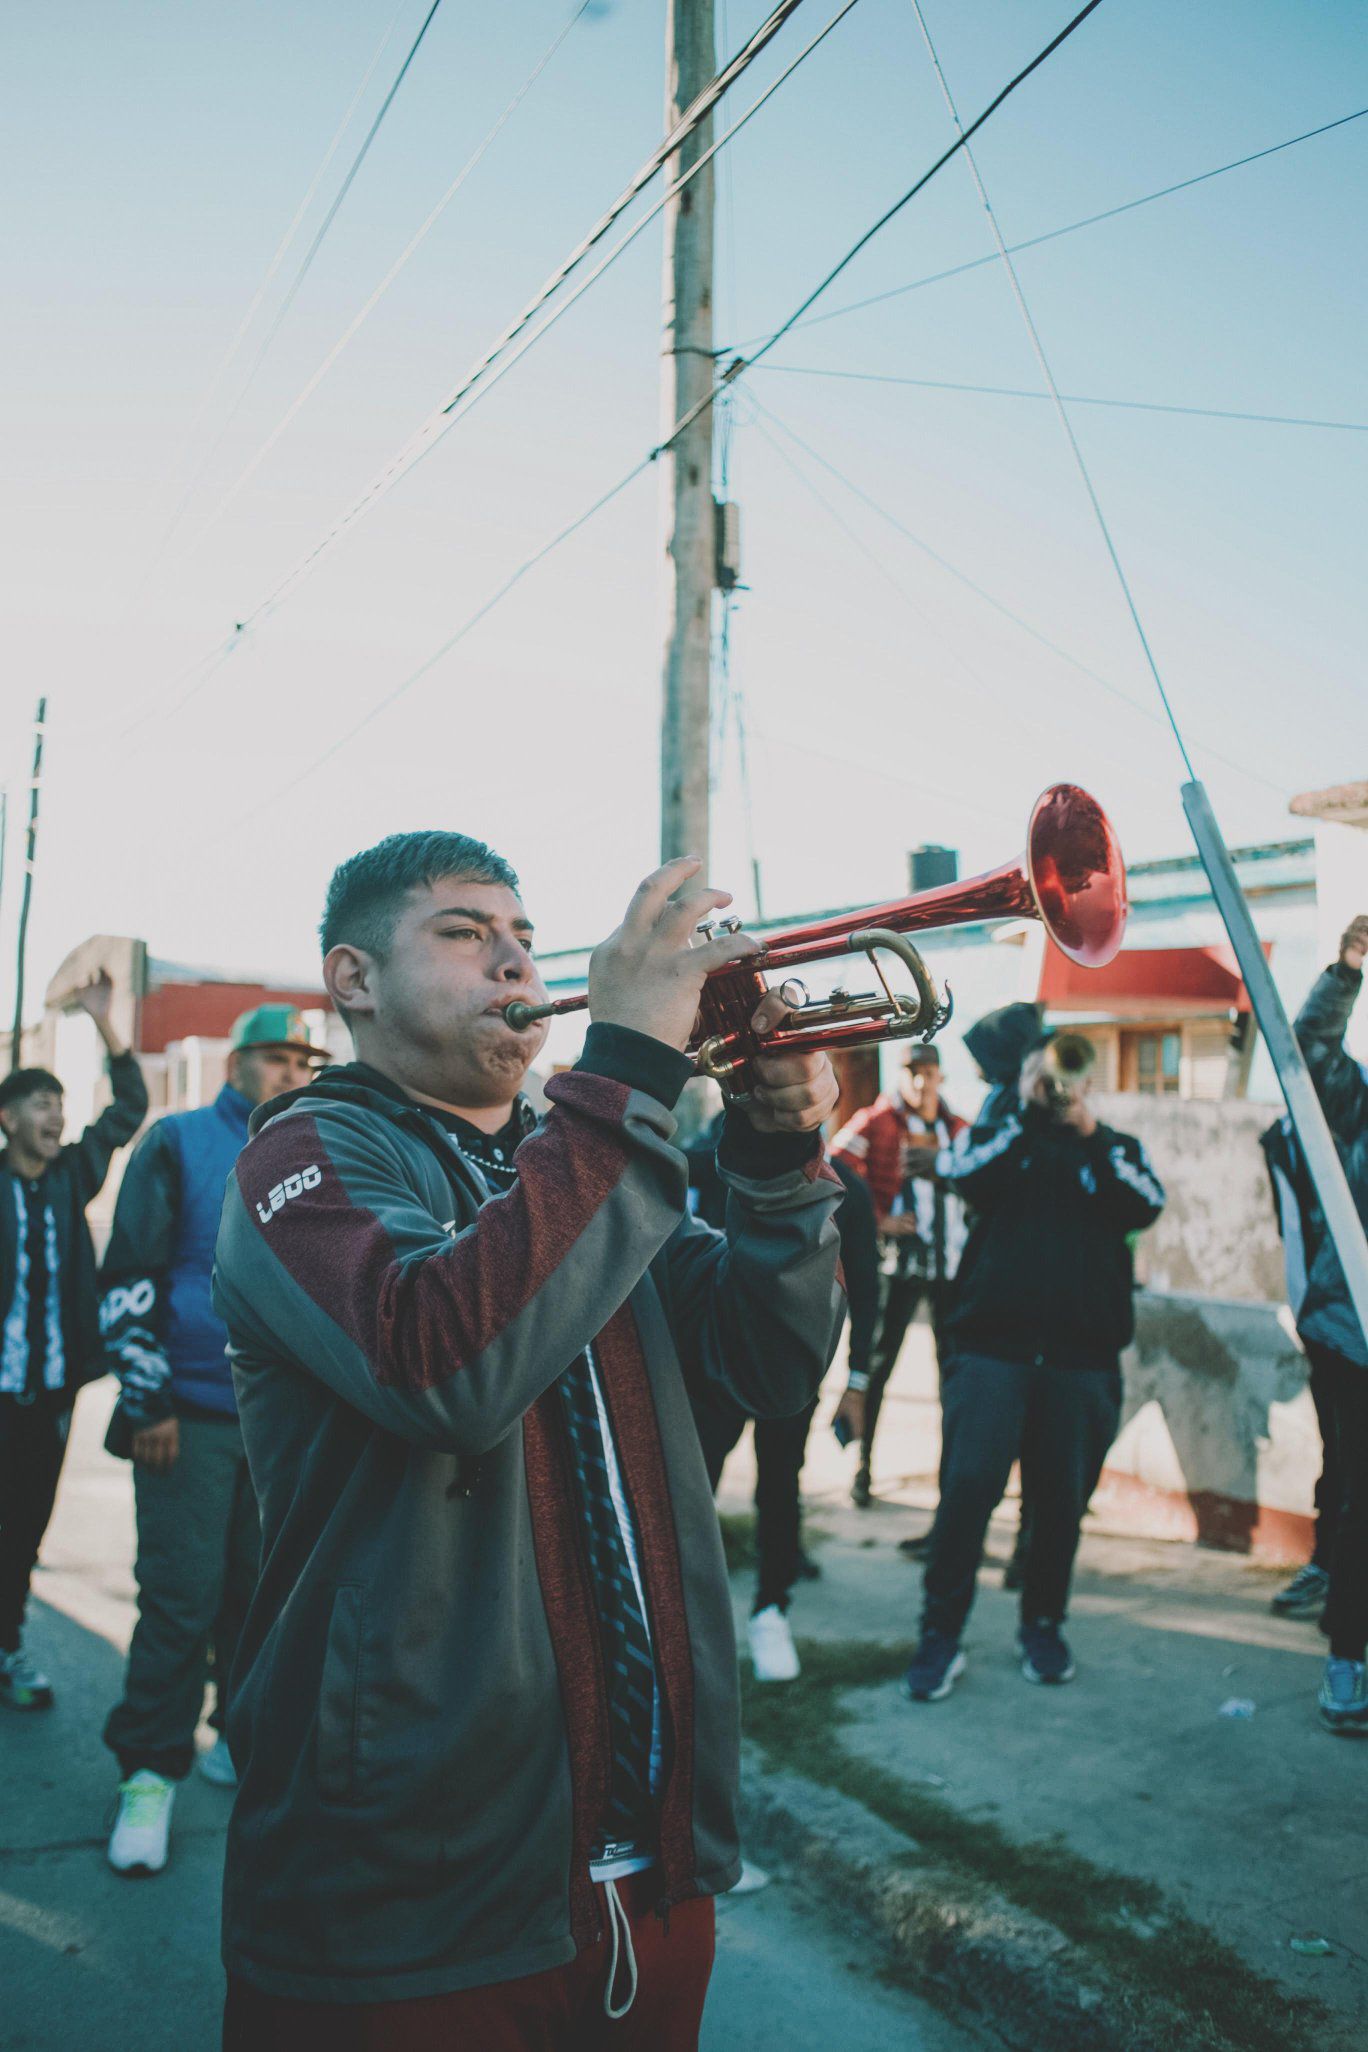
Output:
[10,699,46,1071]
[659,0,716,870]
[1182,778,1368,1347]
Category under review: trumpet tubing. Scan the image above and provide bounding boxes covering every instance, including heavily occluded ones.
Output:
[506,784,1128,1096]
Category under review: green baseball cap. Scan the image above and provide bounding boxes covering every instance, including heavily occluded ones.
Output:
[229,1004,329,1062]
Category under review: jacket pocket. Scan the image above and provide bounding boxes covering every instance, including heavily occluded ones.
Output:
[317,1585,366,1805]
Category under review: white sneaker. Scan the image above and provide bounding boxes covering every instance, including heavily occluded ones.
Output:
[732,1860,771,1895]
[748,1605,800,1683]
[198,1734,238,1788]
[107,1771,175,1877]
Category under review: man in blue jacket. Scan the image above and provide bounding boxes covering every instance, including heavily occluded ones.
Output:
[1294,914,1368,1735]
[101,1006,325,1875]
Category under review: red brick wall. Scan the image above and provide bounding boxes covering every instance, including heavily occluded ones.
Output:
[139,982,330,1054]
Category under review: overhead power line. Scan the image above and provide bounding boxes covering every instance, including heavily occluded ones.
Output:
[727,104,1368,348]
[135,3,409,580]
[909,0,1193,775]
[221,0,1110,826]
[181,1,597,555]
[753,363,1368,433]
[746,388,1284,798]
[158,1,447,563]
[135,0,847,726]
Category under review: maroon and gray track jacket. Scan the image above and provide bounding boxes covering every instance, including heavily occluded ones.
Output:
[211,1029,845,2004]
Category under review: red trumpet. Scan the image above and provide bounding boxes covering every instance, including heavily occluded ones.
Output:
[507,783,1127,1094]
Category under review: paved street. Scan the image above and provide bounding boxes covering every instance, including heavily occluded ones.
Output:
[0,1380,979,2052]
[718,1326,1368,2044]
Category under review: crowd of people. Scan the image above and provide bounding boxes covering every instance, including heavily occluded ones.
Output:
[708,918,1368,1739]
[0,844,1364,2048]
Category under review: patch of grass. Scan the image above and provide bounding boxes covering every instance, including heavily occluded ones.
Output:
[742,1639,1327,2052]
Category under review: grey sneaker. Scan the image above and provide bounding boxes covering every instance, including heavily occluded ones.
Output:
[1018,1618,1076,1686]
[1272,1564,1330,1618]
[0,1645,53,1711]
[904,1630,965,1702]
[1318,1658,1368,1737]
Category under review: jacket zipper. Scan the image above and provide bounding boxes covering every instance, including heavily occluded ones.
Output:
[552,1394,613,1944]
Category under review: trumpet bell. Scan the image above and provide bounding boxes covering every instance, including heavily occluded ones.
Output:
[1026,783,1128,969]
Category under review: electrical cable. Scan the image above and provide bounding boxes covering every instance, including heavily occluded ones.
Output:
[727,106,1368,348]
[752,363,1368,433]
[910,0,1195,778]
[132,2,409,583]
[716,0,1107,399]
[182,0,597,555]
[209,0,1112,825]
[129,0,853,732]
[746,388,1285,797]
[192,0,837,664]
[168,0,450,535]
[743,399,1171,813]
[227,456,658,832]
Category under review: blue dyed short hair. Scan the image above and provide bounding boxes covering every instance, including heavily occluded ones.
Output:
[320,832,521,961]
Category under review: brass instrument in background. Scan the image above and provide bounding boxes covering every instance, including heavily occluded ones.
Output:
[1038,1031,1098,1116]
[506,783,1129,1098]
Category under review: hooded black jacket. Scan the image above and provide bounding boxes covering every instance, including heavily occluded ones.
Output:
[938,1103,1164,1371]
[963,1002,1045,1129]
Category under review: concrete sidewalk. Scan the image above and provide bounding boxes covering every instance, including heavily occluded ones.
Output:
[719,1333,1367,2050]
[1,1382,981,2052]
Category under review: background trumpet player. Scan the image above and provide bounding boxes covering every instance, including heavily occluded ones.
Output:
[903,1027,1165,1704]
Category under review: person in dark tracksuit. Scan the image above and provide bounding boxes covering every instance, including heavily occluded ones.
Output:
[101,1006,327,1876]
[686,1120,880,1682]
[0,973,147,1713]
[1293,914,1368,1735]
[903,1031,1164,1701]
[962,1003,1045,1587]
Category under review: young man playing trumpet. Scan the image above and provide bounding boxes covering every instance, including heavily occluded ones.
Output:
[212,831,844,2049]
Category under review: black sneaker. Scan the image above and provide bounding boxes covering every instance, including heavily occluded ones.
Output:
[1271,1564,1330,1617]
[1018,1618,1075,1685]
[795,1550,822,1582]
[851,1466,872,1509]
[898,1529,933,1559]
[0,1645,54,1711]
[904,1630,966,1702]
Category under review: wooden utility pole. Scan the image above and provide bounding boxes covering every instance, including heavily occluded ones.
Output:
[659,0,716,871]
[10,698,46,1070]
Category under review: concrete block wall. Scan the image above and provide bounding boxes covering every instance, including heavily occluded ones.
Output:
[1090,1095,1319,1563]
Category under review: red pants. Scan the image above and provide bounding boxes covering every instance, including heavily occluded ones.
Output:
[223,1872,716,2052]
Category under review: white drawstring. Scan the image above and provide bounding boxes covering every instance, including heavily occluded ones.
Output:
[602,1878,639,2020]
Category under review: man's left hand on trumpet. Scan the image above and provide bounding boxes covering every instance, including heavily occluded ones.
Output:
[742,983,840,1135]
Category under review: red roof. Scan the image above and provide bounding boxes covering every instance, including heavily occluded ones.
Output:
[1037,942,1268,1016]
[139,981,330,1054]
